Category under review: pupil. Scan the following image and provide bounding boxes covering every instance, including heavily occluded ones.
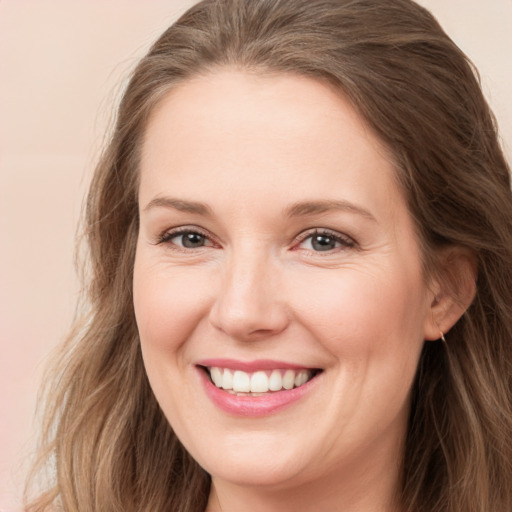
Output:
[312,234,335,251]
[182,232,204,248]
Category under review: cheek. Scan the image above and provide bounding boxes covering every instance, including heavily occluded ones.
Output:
[133,259,213,357]
[132,258,216,433]
[287,263,427,361]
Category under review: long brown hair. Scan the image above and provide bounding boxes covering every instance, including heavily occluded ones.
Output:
[26,1,512,511]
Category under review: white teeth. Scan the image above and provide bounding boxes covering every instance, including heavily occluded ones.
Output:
[282,369,295,390]
[250,371,269,393]
[208,367,315,393]
[221,368,233,390]
[210,367,223,387]
[233,370,251,392]
[268,369,283,391]
[295,370,309,387]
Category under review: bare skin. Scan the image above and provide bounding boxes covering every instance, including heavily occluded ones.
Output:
[134,69,473,512]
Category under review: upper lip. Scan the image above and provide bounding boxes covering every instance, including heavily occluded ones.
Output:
[196,358,320,372]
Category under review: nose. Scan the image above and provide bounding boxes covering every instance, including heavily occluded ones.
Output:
[208,248,290,341]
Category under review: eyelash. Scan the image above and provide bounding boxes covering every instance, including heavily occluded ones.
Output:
[293,229,356,253]
[156,226,216,249]
[156,227,356,253]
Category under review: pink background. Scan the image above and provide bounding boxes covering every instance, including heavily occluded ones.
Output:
[1,1,510,508]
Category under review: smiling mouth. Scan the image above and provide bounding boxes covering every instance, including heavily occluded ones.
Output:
[200,366,322,395]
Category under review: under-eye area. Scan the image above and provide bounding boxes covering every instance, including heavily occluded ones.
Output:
[199,365,323,395]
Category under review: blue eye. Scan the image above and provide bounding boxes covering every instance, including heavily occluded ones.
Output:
[298,230,354,252]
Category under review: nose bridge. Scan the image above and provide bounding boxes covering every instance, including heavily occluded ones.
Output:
[209,243,288,340]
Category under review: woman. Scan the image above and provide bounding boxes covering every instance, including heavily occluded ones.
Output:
[26,0,512,511]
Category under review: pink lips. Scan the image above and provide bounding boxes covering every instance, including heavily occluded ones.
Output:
[197,358,310,372]
[196,359,320,417]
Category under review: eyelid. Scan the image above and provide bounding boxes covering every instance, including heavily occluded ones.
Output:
[155,225,220,248]
[154,225,355,252]
[292,228,357,251]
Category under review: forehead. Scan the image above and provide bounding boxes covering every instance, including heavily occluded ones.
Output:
[139,69,404,226]
[142,69,386,159]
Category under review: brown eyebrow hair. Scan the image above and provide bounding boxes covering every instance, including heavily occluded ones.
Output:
[143,196,376,222]
[285,200,376,221]
[143,197,213,216]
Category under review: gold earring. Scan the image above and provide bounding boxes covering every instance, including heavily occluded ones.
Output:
[440,331,446,343]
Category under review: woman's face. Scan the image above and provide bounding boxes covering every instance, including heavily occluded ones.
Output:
[134,70,436,495]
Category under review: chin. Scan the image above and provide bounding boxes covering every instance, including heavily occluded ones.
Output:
[206,457,306,489]
[188,433,311,489]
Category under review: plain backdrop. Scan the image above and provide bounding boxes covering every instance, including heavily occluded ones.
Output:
[0,1,511,509]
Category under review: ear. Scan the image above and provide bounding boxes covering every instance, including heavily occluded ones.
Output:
[424,246,478,341]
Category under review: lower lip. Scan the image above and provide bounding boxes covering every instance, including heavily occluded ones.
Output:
[198,368,319,417]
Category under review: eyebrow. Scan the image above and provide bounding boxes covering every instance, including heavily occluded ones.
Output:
[143,196,376,222]
[143,197,213,216]
[285,199,376,221]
